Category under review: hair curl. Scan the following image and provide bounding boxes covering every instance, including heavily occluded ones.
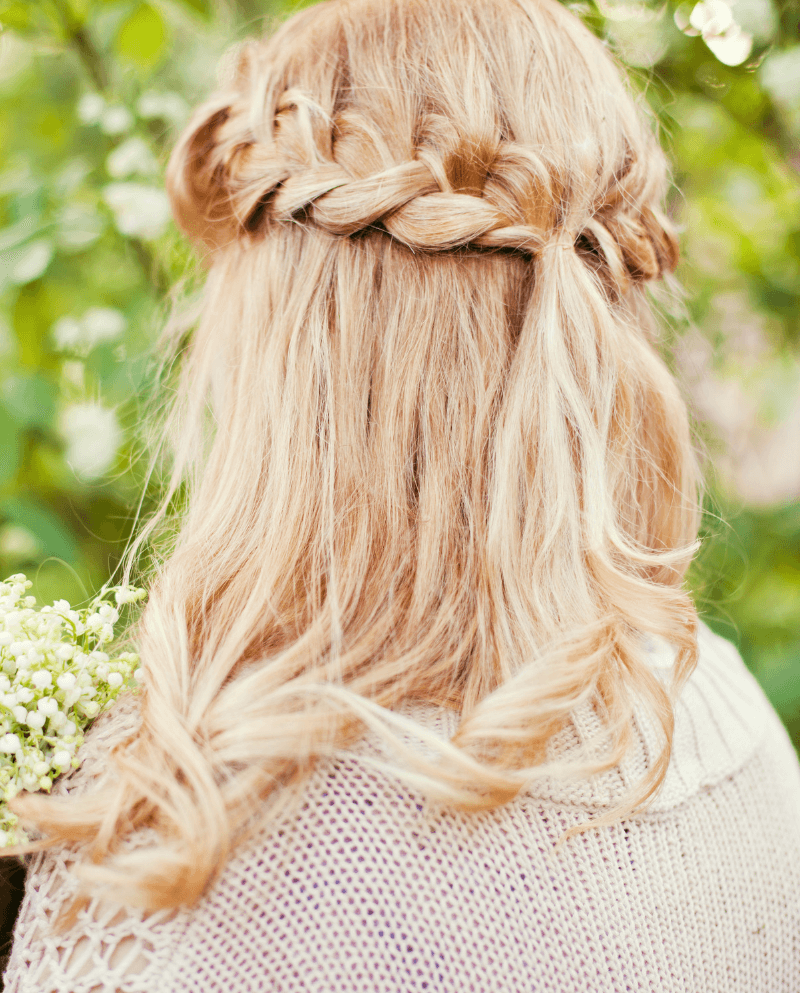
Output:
[12,0,701,922]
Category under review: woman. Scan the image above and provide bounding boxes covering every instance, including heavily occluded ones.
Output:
[4,0,800,988]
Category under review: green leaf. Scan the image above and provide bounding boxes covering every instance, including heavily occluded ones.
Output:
[116,3,167,67]
[169,0,213,19]
[0,497,77,562]
[0,407,21,487]
[0,373,57,430]
[0,1,35,33]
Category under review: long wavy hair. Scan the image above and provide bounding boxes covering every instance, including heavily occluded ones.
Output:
[12,0,701,919]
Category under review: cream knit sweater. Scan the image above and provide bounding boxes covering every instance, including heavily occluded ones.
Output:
[4,620,800,992]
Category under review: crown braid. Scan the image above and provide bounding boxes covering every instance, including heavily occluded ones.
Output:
[170,83,678,292]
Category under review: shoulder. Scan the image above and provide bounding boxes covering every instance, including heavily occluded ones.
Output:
[593,619,796,812]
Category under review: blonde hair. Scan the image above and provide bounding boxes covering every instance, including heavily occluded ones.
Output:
[13,0,701,919]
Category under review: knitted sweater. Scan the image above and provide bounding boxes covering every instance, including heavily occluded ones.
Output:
[4,620,800,992]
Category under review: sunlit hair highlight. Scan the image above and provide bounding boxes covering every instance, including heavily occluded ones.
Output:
[12,0,701,921]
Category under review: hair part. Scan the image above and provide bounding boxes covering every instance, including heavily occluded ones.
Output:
[11,0,701,923]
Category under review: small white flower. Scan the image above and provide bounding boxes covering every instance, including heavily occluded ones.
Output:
[80,700,100,718]
[114,588,143,604]
[0,733,20,753]
[689,0,734,36]
[16,688,33,704]
[53,600,71,612]
[0,693,17,708]
[704,22,753,65]
[102,183,171,240]
[0,676,10,692]
[62,720,77,737]
[133,668,143,683]
[53,308,126,354]
[85,613,103,631]
[11,706,27,724]
[99,624,114,643]
[675,0,753,66]
[107,672,124,689]
[31,670,52,690]
[25,712,46,730]
[60,402,122,481]
[760,47,800,108]
[55,645,74,661]
[101,105,134,136]
[0,633,12,647]
[137,90,188,124]
[37,698,59,716]
[97,603,119,621]
[83,307,127,347]
[33,760,49,776]
[94,664,109,680]
[0,525,40,561]
[52,750,72,769]
[107,137,158,179]
[48,711,66,729]
[56,673,77,691]
[77,92,106,124]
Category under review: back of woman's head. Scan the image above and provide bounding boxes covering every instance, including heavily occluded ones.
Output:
[13,0,701,916]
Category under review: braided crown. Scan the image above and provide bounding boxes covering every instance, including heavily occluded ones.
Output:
[169,86,679,292]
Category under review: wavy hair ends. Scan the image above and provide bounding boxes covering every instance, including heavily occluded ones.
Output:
[10,0,701,920]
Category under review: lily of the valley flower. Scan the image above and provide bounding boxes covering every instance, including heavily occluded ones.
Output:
[0,575,146,845]
[674,0,753,66]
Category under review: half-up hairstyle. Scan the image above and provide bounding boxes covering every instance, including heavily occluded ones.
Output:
[12,0,701,919]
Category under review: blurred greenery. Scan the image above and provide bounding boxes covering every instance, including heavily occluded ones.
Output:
[0,0,797,747]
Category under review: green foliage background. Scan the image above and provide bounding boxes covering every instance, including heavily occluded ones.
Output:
[0,0,798,743]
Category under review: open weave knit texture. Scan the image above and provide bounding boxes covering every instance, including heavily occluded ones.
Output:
[4,620,800,992]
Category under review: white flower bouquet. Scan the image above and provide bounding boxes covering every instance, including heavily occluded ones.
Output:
[0,574,146,846]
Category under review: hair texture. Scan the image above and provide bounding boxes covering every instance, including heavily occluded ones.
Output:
[12,0,701,922]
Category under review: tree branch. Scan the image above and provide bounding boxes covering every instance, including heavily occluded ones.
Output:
[48,0,108,92]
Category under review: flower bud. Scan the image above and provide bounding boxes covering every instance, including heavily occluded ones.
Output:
[38,698,59,716]
[48,711,66,729]
[62,720,77,737]
[107,672,124,688]
[55,645,74,661]
[12,706,27,724]
[53,750,71,769]
[56,673,77,691]
[0,733,20,753]
[0,633,12,647]
[33,760,49,776]
[31,670,52,690]
[26,711,46,730]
